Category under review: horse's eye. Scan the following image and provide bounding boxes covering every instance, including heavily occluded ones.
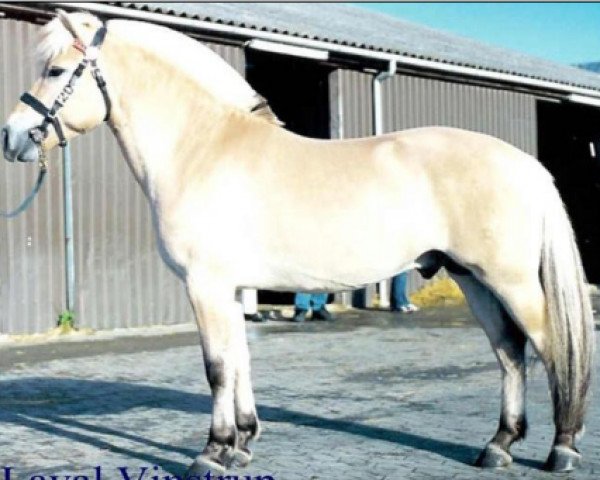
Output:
[47,67,66,78]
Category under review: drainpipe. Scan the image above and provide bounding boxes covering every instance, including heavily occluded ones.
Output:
[62,144,75,319]
[373,60,396,309]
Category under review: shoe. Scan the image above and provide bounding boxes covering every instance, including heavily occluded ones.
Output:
[398,303,419,313]
[292,309,308,323]
[312,307,333,321]
[244,313,267,323]
[407,303,420,312]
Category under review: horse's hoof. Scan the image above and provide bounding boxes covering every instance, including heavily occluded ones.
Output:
[233,447,253,468]
[185,456,226,479]
[544,445,581,472]
[475,443,512,468]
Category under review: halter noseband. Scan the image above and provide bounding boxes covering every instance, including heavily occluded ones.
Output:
[20,25,111,149]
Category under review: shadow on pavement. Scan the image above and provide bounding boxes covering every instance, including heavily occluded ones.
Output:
[0,377,536,474]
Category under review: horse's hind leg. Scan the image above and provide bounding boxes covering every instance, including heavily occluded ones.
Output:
[184,273,244,475]
[451,273,528,468]
[487,276,586,472]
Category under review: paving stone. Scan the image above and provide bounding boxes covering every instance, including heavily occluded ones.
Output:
[0,307,598,479]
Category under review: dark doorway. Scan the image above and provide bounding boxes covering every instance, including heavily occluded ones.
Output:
[537,100,600,283]
[246,49,332,139]
[245,50,333,304]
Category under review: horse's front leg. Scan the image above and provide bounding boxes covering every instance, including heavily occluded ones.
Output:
[233,297,261,466]
[185,273,243,474]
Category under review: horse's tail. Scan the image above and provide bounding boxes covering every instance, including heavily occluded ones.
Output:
[540,182,594,434]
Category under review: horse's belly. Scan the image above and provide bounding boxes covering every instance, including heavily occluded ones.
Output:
[253,208,441,291]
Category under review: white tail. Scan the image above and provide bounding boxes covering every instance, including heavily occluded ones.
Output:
[541,184,595,434]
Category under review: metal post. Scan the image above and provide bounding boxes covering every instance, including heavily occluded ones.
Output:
[62,143,75,315]
[373,60,397,309]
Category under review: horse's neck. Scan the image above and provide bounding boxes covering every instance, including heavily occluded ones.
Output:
[104,42,240,203]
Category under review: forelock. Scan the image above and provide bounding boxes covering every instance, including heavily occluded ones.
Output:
[34,12,100,71]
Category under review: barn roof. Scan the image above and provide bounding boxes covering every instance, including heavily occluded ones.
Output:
[113,2,600,93]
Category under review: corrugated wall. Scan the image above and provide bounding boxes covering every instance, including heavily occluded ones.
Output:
[339,70,373,139]
[0,14,246,333]
[338,69,537,162]
[382,74,537,156]
[0,18,65,334]
[337,68,538,297]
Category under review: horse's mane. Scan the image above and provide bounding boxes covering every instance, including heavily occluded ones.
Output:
[36,13,282,125]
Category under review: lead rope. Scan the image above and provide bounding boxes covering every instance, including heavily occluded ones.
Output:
[0,144,48,218]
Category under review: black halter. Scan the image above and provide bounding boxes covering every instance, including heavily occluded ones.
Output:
[20,25,111,148]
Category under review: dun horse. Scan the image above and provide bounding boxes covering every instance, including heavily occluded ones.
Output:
[2,11,594,475]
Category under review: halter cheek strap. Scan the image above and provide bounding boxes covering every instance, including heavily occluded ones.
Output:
[19,25,110,148]
[20,91,68,146]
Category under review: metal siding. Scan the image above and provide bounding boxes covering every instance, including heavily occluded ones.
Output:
[381,73,537,156]
[0,19,65,334]
[0,18,246,333]
[205,41,246,76]
[339,70,372,139]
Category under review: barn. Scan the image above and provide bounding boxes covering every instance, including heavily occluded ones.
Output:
[1,2,600,334]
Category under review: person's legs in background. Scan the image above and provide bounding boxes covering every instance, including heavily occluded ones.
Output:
[311,293,332,321]
[293,292,312,322]
[391,272,419,313]
[293,292,334,322]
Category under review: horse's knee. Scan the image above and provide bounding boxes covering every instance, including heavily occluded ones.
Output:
[205,356,227,390]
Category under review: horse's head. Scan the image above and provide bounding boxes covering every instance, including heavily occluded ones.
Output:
[2,10,110,162]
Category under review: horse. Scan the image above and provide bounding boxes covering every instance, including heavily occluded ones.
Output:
[1,11,594,475]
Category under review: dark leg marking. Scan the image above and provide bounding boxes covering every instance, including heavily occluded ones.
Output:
[203,426,237,468]
[476,415,528,468]
[236,412,259,439]
[494,415,528,450]
[205,357,226,390]
[235,412,260,467]
[202,356,238,467]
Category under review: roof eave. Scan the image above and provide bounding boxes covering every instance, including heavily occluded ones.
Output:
[53,1,600,101]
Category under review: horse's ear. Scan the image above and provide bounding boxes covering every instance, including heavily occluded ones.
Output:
[56,9,86,42]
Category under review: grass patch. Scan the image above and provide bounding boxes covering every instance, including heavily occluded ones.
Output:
[410,277,465,307]
[57,310,75,333]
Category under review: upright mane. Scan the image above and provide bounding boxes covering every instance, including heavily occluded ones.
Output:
[36,12,282,125]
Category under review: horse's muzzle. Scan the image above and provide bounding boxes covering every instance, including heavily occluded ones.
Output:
[1,122,39,163]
